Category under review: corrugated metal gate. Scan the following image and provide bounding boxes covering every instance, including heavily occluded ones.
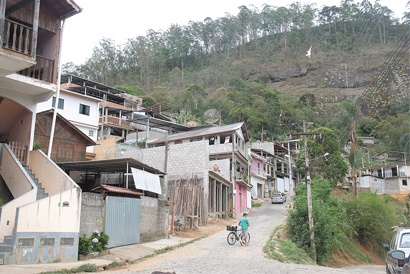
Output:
[105,196,141,248]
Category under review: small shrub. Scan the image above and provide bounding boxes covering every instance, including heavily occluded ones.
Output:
[33,141,42,150]
[78,235,92,255]
[73,263,98,272]
[78,231,109,255]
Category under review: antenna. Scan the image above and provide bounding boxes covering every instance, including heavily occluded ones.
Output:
[203,109,220,125]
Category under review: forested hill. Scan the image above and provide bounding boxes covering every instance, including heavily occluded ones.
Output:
[63,1,410,154]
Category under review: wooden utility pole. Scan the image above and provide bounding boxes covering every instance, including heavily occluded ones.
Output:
[287,120,320,264]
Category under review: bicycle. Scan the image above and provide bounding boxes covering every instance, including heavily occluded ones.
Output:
[226,225,251,245]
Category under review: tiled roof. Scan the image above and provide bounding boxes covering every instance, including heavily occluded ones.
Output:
[91,184,144,196]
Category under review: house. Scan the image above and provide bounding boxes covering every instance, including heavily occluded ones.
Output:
[357,151,409,194]
[57,158,168,245]
[133,119,251,223]
[34,110,97,162]
[251,141,299,196]
[250,152,267,199]
[0,0,82,265]
[36,74,142,159]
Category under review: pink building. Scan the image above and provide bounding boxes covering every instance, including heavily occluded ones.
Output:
[236,182,248,215]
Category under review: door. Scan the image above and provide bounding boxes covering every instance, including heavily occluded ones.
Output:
[105,196,141,248]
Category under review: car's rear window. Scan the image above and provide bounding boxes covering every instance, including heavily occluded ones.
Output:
[272,194,282,197]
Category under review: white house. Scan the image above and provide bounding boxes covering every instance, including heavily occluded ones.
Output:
[37,86,101,155]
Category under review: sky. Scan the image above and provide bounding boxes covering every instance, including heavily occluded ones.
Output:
[61,0,409,65]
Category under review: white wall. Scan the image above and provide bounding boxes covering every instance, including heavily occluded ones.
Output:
[36,91,100,145]
[16,188,81,233]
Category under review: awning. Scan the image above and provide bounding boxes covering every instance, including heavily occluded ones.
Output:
[131,168,162,195]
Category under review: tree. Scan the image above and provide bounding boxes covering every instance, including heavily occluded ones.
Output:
[141,96,157,108]
[295,127,348,187]
[186,84,208,109]
[327,97,361,193]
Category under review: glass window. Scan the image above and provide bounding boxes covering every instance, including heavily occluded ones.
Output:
[400,233,410,248]
[403,180,408,186]
[58,144,74,160]
[89,130,93,137]
[79,104,90,116]
[52,97,64,109]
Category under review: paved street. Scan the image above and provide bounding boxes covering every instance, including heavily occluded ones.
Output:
[106,201,385,274]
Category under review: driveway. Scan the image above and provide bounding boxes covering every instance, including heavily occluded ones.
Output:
[107,201,384,274]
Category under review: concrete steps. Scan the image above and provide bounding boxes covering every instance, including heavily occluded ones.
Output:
[24,167,48,200]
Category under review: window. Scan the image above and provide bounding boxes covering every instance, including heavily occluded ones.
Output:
[403,180,408,186]
[58,144,74,160]
[258,162,261,175]
[89,130,94,137]
[79,104,90,115]
[52,97,64,109]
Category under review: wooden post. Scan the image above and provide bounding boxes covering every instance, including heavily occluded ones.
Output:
[0,0,6,47]
[31,0,40,58]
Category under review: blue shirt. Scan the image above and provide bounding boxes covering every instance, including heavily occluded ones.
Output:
[239,217,249,230]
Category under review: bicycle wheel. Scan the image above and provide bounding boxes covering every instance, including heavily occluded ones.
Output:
[241,232,250,244]
[227,232,237,245]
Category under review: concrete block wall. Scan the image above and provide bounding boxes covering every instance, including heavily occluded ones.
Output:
[80,193,104,237]
[140,196,168,242]
[209,159,230,180]
[143,140,208,178]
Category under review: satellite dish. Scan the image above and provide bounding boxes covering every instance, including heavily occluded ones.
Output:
[203,109,220,125]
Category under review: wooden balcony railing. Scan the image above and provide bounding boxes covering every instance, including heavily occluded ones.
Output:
[99,116,130,128]
[18,55,55,83]
[3,19,32,56]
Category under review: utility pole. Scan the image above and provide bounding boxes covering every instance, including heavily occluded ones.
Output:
[286,120,320,264]
[303,120,316,264]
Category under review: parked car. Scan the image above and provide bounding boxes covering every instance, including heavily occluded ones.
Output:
[271,192,286,204]
[383,227,410,274]
[390,250,410,274]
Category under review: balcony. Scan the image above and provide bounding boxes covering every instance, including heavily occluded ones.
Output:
[0,19,37,76]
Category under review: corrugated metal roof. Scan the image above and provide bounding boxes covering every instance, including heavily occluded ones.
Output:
[148,122,249,144]
[91,184,143,196]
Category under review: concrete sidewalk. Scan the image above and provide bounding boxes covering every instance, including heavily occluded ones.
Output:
[0,236,195,274]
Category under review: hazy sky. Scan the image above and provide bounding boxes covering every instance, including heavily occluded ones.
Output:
[61,0,409,65]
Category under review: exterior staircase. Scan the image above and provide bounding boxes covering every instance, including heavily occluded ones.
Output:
[24,167,48,200]
[0,168,48,264]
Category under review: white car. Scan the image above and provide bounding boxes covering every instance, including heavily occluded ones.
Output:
[271,192,286,204]
[383,227,410,274]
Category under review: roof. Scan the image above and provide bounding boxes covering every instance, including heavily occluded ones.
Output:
[148,122,249,145]
[138,104,172,113]
[57,158,165,175]
[91,184,143,196]
[37,109,97,146]
[61,75,141,107]
[6,0,82,20]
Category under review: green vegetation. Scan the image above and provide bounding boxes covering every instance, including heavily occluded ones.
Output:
[78,231,109,255]
[264,225,313,264]
[39,263,98,274]
[287,179,400,265]
[252,201,262,208]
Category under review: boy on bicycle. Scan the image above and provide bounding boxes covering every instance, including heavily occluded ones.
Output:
[238,212,250,246]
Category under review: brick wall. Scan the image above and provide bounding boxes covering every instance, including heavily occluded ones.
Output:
[80,193,104,237]
[140,196,168,242]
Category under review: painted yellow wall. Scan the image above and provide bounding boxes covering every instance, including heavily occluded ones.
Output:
[0,145,33,198]
[0,190,37,241]
[28,150,78,196]
[94,138,117,160]
[16,188,82,233]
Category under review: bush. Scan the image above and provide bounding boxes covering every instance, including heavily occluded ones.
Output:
[343,192,398,249]
[78,236,92,256]
[287,179,353,264]
[78,231,110,255]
